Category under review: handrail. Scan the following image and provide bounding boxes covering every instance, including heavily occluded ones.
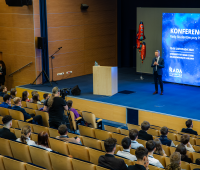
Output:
[9,62,33,77]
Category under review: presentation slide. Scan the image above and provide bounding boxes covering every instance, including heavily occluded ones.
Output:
[162,13,200,86]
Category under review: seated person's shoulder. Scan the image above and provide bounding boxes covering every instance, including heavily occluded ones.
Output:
[181,128,186,132]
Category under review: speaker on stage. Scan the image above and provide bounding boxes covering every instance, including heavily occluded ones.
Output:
[37,37,45,49]
[71,85,81,95]
[5,0,32,6]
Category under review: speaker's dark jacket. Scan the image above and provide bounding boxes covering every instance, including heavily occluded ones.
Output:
[151,57,164,75]
[138,130,153,141]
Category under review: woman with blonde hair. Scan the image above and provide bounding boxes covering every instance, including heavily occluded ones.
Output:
[165,152,181,170]
[43,86,68,129]
[154,138,166,156]
[16,125,36,145]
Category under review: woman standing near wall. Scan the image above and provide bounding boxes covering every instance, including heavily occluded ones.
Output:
[0,61,6,85]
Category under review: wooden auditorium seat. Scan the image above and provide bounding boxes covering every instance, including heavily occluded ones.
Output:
[115,155,135,166]
[104,125,120,133]
[193,145,200,152]
[9,109,24,121]
[21,101,27,108]
[127,123,141,131]
[120,128,129,136]
[48,127,59,138]
[2,156,26,170]
[35,110,49,127]
[78,125,95,138]
[14,128,22,138]
[167,132,177,141]
[130,148,136,155]
[162,145,170,157]
[67,142,90,162]
[169,146,176,155]
[149,165,164,170]
[28,146,52,170]
[18,120,34,131]
[0,116,3,124]
[71,158,96,170]
[30,132,38,142]
[82,111,102,128]
[0,107,9,116]
[111,132,127,145]
[37,104,44,110]
[24,108,36,115]
[49,152,73,170]
[48,137,69,155]
[32,124,49,134]
[0,138,13,157]
[68,111,83,131]
[88,147,105,165]
[190,163,200,170]
[147,128,160,136]
[137,139,147,146]
[12,119,19,128]
[9,140,32,163]
[192,151,200,163]
[0,97,3,103]
[82,136,102,150]
[26,102,38,110]
[26,163,47,170]
[96,165,110,170]
[94,129,112,141]
[0,155,5,170]
[153,154,166,167]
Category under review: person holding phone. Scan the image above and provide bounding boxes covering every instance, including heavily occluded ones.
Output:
[0,60,6,85]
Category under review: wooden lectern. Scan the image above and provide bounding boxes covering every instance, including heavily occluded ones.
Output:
[93,66,118,96]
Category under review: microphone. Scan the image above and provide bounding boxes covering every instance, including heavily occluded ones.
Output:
[58,47,62,50]
[155,58,157,62]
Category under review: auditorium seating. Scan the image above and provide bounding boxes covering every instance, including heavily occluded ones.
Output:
[0,107,9,116]
[26,102,38,110]
[104,125,120,133]
[82,136,102,150]
[35,110,49,127]
[82,111,102,128]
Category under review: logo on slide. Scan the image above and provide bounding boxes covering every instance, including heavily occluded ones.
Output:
[169,67,182,78]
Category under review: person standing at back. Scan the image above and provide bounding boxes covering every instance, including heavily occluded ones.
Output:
[181,119,198,135]
[0,115,17,140]
[138,121,153,141]
[151,50,164,95]
[0,60,6,85]
[43,87,68,129]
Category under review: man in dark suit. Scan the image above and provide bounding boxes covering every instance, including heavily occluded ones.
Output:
[0,115,17,140]
[151,50,165,95]
[128,147,149,170]
[98,138,128,170]
[181,119,198,135]
[138,121,153,141]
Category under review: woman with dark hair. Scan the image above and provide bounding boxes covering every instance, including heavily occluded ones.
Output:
[154,138,166,156]
[10,88,17,99]
[32,94,41,104]
[37,131,52,151]
[0,60,6,85]
[22,91,30,102]
[67,100,80,119]
[175,143,192,163]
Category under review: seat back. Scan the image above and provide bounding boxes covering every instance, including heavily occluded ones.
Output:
[18,121,34,131]
[49,151,73,170]
[167,132,177,141]
[67,142,90,161]
[0,97,3,103]
[193,145,200,152]
[24,108,35,115]
[104,125,120,133]
[149,165,160,170]
[0,138,13,157]
[190,163,200,170]
[111,132,127,145]
[9,109,24,121]
[0,155,5,170]
[78,125,95,138]
[32,124,49,134]
[48,137,69,155]
[180,161,190,170]
[21,101,27,108]
[0,116,3,124]
[82,111,97,128]
[165,156,170,166]
[26,102,38,110]
[196,138,200,146]
[12,119,19,128]
[82,136,102,150]
[150,125,161,130]
[14,128,22,138]
[37,104,44,110]
[30,132,38,142]
[130,148,136,155]
[2,156,26,170]
[94,129,112,140]
[115,155,134,166]
[137,139,147,146]
[71,158,96,170]
[29,146,52,170]
[26,163,47,170]
[68,111,77,130]
[127,123,141,131]
[192,151,200,163]
[120,129,129,136]
[88,147,105,165]
[147,128,160,136]
[173,140,180,146]
[48,127,59,138]
[153,154,166,167]
[10,140,32,163]
[162,145,170,157]
[96,165,110,170]
[35,110,49,127]
[0,107,9,116]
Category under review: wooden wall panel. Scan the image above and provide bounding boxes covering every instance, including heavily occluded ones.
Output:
[46,0,117,81]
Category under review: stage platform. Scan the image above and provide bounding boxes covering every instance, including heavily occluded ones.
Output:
[16,68,200,129]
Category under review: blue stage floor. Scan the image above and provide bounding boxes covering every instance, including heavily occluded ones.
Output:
[19,68,200,121]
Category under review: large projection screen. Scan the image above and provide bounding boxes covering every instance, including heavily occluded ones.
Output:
[136,8,200,85]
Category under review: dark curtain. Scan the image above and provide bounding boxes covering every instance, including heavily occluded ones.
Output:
[39,0,49,83]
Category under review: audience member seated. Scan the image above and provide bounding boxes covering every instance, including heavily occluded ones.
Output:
[16,125,36,145]
[180,134,195,152]
[12,97,43,126]
[43,87,68,129]
[165,152,181,170]
[181,119,198,135]
[175,143,192,163]
[56,124,81,144]
[128,147,149,170]
[138,121,153,141]
[10,88,17,99]
[0,115,17,140]
[129,129,143,149]
[31,91,38,102]
[32,94,41,104]
[154,138,166,156]
[67,100,80,119]
[22,91,30,102]
[116,137,137,161]
[159,126,175,147]
[0,85,7,97]
[0,94,12,109]
[37,131,52,151]
[98,138,128,170]
[41,93,49,103]
[146,140,164,168]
